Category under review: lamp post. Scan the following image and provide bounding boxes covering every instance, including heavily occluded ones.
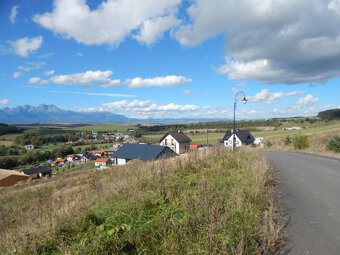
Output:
[232,91,247,151]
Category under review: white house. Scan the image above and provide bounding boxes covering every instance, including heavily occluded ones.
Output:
[221,130,255,148]
[94,158,111,166]
[24,144,34,150]
[254,137,264,145]
[159,131,191,154]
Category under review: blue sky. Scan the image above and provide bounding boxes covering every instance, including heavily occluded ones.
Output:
[1,0,340,119]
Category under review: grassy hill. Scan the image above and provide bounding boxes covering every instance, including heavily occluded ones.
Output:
[0,147,279,254]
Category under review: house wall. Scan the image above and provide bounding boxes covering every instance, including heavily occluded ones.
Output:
[224,135,242,147]
[115,158,126,165]
[160,134,189,154]
[95,162,106,166]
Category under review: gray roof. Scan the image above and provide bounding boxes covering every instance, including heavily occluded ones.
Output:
[159,131,191,143]
[22,166,52,175]
[222,130,255,144]
[112,143,174,161]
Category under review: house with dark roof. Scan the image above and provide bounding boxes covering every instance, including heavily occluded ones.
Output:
[21,166,52,178]
[221,130,255,147]
[112,143,176,165]
[159,130,191,154]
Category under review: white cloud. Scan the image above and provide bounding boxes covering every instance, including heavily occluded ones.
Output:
[9,36,43,57]
[98,100,200,115]
[183,89,193,94]
[13,71,22,78]
[77,52,83,57]
[10,6,19,24]
[18,65,31,72]
[44,70,55,76]
[178,0,340,84]
[285,90,305,97]
[0,99,10,105]
[49,90,136,98]
[34,0,181,46]
[28,70,192,88]
[49,70,122,87]
[296,95,320,106]
[126,75,191,88]
[134,14,181,45]
[248,89,284,104]
[28,77,49,85]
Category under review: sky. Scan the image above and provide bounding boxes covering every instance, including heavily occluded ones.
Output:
[1,0,340,120]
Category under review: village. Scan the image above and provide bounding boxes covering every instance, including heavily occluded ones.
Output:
[1,128,260,183]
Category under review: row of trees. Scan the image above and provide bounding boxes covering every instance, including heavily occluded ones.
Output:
[0,123,24,136]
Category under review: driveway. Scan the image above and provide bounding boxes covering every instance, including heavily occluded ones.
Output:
[266,151,340,255]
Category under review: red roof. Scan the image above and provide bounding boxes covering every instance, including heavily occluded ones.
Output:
[67,154,74,158]
[95,158,110,163]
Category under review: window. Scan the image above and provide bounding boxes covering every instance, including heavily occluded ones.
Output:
[165,139,167,145]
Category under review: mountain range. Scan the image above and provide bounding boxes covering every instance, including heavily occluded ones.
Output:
[0,104,224,124]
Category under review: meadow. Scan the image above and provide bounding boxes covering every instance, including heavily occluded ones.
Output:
[0,147,280,254]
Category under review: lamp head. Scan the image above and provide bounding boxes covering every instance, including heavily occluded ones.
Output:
[242,97,247,104]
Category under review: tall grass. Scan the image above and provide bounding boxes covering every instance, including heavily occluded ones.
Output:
[0,147,278,254]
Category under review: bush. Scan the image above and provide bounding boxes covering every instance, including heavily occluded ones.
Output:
[293,135,309,150]
[284,136,292,145]
[266,141,273,147]
[327,136,340,152]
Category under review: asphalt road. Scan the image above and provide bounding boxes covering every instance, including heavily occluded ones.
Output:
[266,151,340,255]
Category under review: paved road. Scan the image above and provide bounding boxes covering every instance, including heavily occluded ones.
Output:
[266,151,340,255]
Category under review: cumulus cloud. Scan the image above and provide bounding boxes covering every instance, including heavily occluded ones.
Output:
[248,89,284,104]
[134,14,181,45]
[126,75,191,88]
[248,89,307,104]
[296,95,320,106]
[9,36,43,57]
[18,62,46,72]
[33,0,181,46]
[13,71,22,78]
[10,6,19,24]
[28,77,49,85]
[99,100,200,114]
[44,70,55,76]
[49,70,122,87]
[183,89,193,94]
[0,99,11,105]
[177,0,340,84]
[28,70,191,88]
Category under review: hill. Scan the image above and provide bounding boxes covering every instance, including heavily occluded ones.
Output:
[318,109,340,120]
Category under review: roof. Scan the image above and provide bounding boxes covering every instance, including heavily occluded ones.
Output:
[22,166,52,175]
[222,130,255,143]
[159,131,191,143]
[95,158,110,163]
[113,143,173,161]
[0,169,29,187]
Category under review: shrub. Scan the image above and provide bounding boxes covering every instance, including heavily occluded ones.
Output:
[327,136,340,152]
[266,141,273,147]
[284,136,292,145]
[293,135,309,150]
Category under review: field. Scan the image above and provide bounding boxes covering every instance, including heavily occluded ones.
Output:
[0,147,280,254]
[69,123,137,132]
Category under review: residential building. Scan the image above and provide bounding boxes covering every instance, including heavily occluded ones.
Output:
[190,143,203,150]
[0,169,29,187]
[112,143,176,165]
[221,130,255,147]
[94,158,111,166]
[22,166,52,178]
[159,130,191,154]
[24,144,34,150]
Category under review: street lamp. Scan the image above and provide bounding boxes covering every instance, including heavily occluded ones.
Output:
[232,91,247,151]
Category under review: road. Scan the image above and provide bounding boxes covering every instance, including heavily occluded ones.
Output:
[266,151,340,255]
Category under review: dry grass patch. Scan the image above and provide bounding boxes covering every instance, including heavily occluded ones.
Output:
[0,147,279,254]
